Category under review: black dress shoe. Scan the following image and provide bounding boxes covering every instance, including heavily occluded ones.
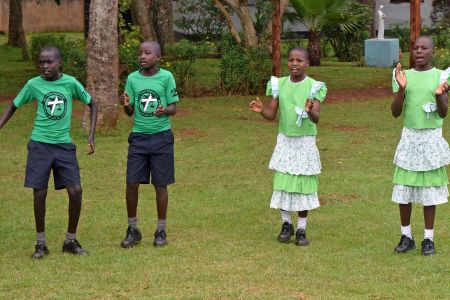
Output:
[295,228,309,246]
[62,239,88,255]
[421,238,435,256]
[153,229,167,247]
[32,243,49,259]
[394,235,416,253]
[121,226,142,248]
[277,222,294,243]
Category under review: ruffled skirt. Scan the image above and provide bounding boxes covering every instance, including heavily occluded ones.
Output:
[269,133,321,211]
[392,128,450,206]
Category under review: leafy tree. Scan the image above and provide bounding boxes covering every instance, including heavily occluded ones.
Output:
[322,2,370,62]
[430,0,450,28]
[289,0,357,66]
[8,0,29,60]
[174,0,226,40]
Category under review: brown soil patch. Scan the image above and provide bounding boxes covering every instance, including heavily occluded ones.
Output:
[0,95,13,103]
[326,86,391,103]
[174,128,206,138]
[320,194,358,205]
[324,124,369,132]
[175,108,192,117]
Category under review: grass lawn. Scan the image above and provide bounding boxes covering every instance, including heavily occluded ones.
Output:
[0,37,448,299]
[1,95,450,299]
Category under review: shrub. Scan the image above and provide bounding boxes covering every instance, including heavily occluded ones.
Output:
[386,23,410,52]
[30,34,87,85]
[161,39,207,96]
[321,3,370,62]
[433,48,450,70]
[218,35,271,95]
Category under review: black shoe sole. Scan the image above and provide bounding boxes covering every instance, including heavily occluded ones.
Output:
[277,236,291,243]
[121,239,141,248]
[394,245,416,253]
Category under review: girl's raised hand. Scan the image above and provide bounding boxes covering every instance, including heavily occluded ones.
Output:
[120,92,130,106]
[249,97,264,113]
[395,63,407,89]
[435,82,449,96]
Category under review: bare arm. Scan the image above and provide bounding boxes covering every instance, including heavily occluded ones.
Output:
[249,97,279,121]
[305,99,321,123]
[435,82,449,118]
[86,99,98,154]
[155,103,176,117]
[0,104,17,129]
[391,63,406,118]
[120,92,134,116]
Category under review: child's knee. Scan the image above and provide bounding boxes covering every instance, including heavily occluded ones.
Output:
[154,185,167,192]
[66,185,82,197]
[127,183,140,190]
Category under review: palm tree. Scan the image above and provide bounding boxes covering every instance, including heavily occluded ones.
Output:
[289,0,356,66]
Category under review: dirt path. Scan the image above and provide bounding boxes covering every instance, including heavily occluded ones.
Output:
[326,86,391,103]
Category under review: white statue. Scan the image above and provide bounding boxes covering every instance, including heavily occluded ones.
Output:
[377,5,385,39]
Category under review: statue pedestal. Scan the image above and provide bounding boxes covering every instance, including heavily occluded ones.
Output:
[364,38,399,67]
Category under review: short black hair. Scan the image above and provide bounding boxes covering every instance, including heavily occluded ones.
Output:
[40,46,61,60]
[141,40,161,56]
[415,35,434,48]
[288,47,308,60]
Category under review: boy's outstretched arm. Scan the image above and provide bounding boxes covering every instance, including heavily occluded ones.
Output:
[87,99,98,154]
[155,103,176,117]
[120,92,134,116]
[0,104,17,129]
[249,97,279,121]
[435,82,449,118]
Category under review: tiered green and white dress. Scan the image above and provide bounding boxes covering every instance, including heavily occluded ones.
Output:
[266,76,327,211]
[392,68,450,205]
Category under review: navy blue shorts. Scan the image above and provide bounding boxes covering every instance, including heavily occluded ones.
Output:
[25,140,81,190]
[126,130,175,186]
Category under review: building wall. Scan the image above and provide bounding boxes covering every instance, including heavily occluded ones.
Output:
[375,0,433,29]
[0,0,83,33]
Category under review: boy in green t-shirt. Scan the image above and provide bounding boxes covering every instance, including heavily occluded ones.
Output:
[0,46,98,259]
[119,41,179,248]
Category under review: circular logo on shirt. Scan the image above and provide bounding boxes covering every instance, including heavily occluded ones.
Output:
[137,89,161,117]
[42,92,67,120]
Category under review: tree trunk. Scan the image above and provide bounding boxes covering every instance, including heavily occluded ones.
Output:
[155,0,174,53]
[213,0,242,46]
[83,0,119,130]
[307,31,321,66]
[357,0,375,38]
[130,0,157,40]
[218,0,258,47]
[8,0,28,60]
[84,0,90,40]
[272,0,281,76]
[409,0,421,68]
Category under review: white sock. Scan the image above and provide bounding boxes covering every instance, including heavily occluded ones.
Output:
[280,210,291,224]
[297,217,307,230]
[401,225,412,239]
[424,229,434,241]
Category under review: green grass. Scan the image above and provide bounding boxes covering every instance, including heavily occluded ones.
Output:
[1,96,450,299]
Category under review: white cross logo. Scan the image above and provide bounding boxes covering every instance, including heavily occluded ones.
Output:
[48,96,64,115]
[141,94,158,111]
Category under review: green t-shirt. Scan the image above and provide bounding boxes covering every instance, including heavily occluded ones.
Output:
[125,68,179,134]
[266,76,327,136]
[392,68,443,129]
[13,74,91,144]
